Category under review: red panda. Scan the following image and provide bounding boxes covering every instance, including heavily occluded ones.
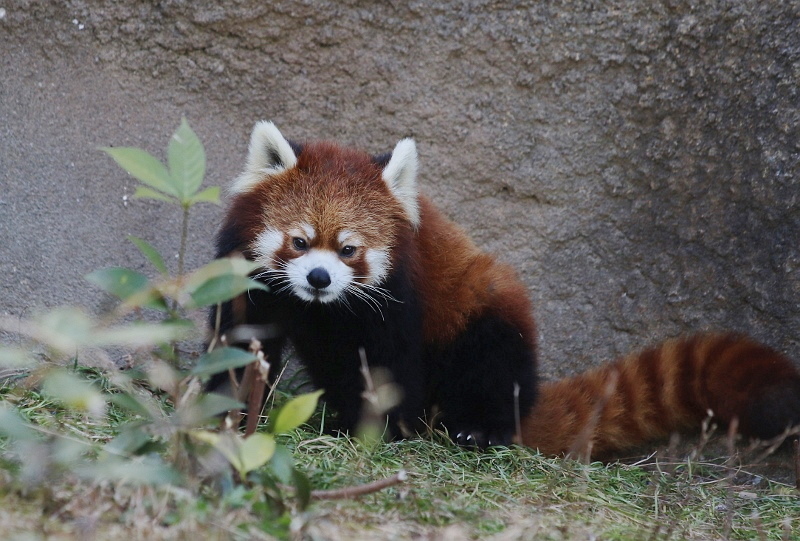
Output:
[209,121,800,457]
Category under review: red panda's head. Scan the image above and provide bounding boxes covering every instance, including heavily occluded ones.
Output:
[224,121,419,305]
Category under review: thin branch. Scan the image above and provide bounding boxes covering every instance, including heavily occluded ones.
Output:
[309,470,407,501]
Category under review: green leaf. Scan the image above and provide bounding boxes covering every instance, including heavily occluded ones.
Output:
[35,307,95,353]
[133,185,177,203]
[52,438,89,465]
[185,258,263,289]
[190,347,257,378]
[41,369,106,418]
[271,390,324,434]
[0,406,39,441]
[189,186,221,205]
[104,427,152,456]
[108,392,154,419]
[180,257,268,308]
[180,393,245,426]
[292,468,312,511]
[91,320,193,348]
[78,456,182,486]
[0,347,36,369]
[191,430,274,476]
[147,359,180,393]
[128,236,168,275]
[190,429,222,448]
[85,267,151,301]
[239,433,276,475]
[188,274,269,309]
[102,147,178,197]
[191,430,242,470]
[269,444,295,484]
[168,118,206,200]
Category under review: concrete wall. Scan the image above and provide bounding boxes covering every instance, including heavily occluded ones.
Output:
[2,1,799,378]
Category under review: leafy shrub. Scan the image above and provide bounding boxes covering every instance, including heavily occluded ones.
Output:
[0,119,320,533]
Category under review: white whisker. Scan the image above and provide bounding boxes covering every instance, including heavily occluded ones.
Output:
[349,279,402,306]
[344,283,386,320]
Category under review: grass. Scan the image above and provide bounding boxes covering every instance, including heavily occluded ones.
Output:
[1,378,799,540]
[285,432,799,540]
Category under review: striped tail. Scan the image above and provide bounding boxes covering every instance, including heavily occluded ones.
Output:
[520,333,800,458]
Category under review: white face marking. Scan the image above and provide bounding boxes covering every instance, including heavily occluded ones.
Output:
[252,225,387,304]
[337,230,361,246]
[365,248,390,284]
[300,223,316,241]
[253,228,283,266]
[287,222,316,243]
[285,249,353,303]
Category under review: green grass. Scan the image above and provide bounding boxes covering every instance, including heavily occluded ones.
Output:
[282,431,799,540]
[1,381,799,540]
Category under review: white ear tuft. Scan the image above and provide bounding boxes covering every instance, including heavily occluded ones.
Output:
[382,138,420,228]
[230,121,298,194]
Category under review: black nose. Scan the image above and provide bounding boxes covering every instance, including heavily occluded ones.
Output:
[306,267,332,289]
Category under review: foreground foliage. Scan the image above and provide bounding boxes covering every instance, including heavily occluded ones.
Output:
[0,118,322,538]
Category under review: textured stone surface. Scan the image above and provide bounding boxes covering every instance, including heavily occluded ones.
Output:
[2,1,799,377]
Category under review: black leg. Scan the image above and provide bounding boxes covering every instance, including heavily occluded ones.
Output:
[433,313,537,448]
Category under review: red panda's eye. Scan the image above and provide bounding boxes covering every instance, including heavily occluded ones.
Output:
[292,237,307,250]
[340,245,356,257]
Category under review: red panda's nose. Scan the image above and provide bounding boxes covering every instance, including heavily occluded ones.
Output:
[307,267,332,289]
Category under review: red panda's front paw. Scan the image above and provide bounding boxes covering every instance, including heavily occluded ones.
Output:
[454,429,512,449]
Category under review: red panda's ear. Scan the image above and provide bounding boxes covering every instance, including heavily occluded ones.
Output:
[230,121,298,194]
[382,138,420,228]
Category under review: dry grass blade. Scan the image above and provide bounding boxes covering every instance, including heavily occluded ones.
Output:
[567,369,619,463]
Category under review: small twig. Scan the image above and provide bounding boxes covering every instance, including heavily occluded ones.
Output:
[691,410,716,462]
[567,369,619,463]
[722,417,740,540]
[359,347,377,409]
[261,359,289,417]
[752,511,767,541]
[207,301,223,353]
[513,382,522,445]
[244,339,269,437]
[245,366,266,437]
[309,470,407,501]
[751,426,800,465]
[236,363,255,404]
[783,518,793,541]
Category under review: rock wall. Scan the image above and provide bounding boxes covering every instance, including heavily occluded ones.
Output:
[2,0,798,377]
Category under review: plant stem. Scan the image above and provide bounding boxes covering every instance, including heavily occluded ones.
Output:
[168,203,190,317]
[178,204,190,278]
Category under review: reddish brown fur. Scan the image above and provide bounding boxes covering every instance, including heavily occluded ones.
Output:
[521,333,800,457]
[412,197,537,346]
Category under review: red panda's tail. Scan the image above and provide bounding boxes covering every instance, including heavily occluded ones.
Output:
[521,333,800,458]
